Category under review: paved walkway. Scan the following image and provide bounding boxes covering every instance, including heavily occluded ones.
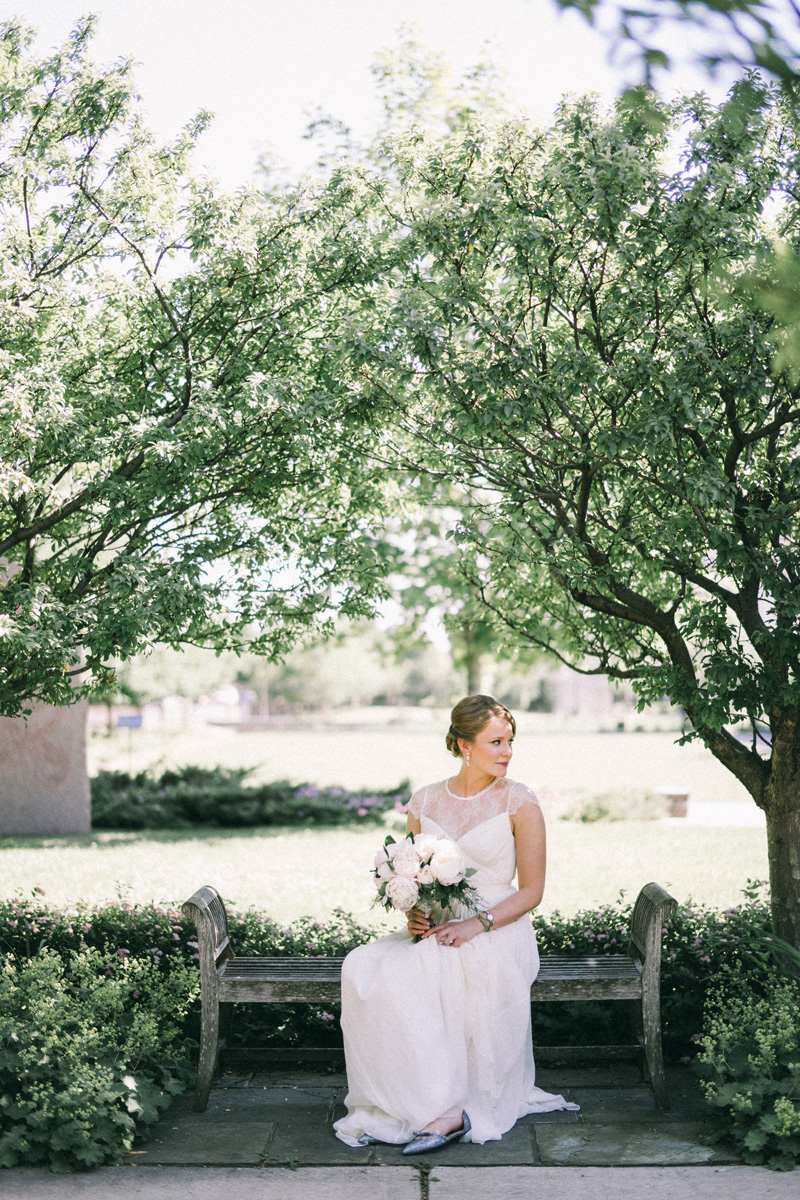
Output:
[3,1064,796,1197]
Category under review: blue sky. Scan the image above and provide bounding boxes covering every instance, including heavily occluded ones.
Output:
[7,0,732,189]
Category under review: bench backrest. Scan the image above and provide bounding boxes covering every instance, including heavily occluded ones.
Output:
[628,881,677,967]
[182,886,234,983]
[183,880,677,985]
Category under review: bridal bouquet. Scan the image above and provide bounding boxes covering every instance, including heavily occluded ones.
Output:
[373,832,481,936]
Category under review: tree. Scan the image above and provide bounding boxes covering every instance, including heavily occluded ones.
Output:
[348,83,800,945]
[0,20,389,717]
[552,0,800,87]
[384,484,544,695]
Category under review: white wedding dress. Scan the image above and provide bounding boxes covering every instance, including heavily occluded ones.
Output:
[333,777,578,1147]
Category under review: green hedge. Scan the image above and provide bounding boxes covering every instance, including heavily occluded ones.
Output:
[90,766,411,829]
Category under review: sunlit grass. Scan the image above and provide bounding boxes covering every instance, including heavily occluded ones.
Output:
[0,815,768,924]
[2,716,766,922]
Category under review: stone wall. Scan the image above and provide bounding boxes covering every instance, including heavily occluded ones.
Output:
[0,701,90,835]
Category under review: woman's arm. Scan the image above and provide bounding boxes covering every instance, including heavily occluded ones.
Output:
[421,800,546,945]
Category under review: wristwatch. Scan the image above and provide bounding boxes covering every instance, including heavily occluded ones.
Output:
[477,911,495,932]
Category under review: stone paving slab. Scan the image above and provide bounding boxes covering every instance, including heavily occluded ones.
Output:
[569,1085,708,1123]
[1,1166,421,1200]
[534,1121,733,1167]
[119,1064,738,1172]
[430,1166,798,1199]
[128,1116,277,1166]
[266,1105,372,1166]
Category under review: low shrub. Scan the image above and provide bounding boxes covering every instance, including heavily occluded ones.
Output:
[693,968,800,1171]
[0,947,197,1172]
[90,766,410,830]
[561,788,668,822]
[530,881,782,1060]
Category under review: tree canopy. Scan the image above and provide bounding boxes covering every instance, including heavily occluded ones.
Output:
[347,81,800,942]
[553,0,800,87]
[0,20,389,716]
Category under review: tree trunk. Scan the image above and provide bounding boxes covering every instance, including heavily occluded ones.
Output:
[464,648,482,695]
[764,715,800,948]
[765,805,800,947]
[701,708,800,949]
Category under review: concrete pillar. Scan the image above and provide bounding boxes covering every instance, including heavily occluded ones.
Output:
[0,700,90,835]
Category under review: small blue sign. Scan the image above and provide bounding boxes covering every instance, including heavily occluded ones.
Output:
[117,714,143,729]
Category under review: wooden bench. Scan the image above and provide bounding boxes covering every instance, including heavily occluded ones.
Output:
[183,880,677,1114]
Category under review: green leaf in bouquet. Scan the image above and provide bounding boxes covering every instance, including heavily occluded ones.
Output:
[464,868,477,878]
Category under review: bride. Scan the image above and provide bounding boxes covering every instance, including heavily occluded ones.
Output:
[333,694,578,1154]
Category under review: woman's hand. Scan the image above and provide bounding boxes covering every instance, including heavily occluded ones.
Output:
[422,917,482,947]
[407,908,431,938]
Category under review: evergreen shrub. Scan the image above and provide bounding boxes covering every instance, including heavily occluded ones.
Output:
[90,766,410,829]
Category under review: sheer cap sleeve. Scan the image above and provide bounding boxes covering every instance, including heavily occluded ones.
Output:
[407,786,428,819]
[506,781,540,815]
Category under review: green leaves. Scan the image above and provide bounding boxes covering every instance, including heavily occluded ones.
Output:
[0,946,196,1171]
[0,25,391,715]
[695,967,800,1169]
[355,87,800,816]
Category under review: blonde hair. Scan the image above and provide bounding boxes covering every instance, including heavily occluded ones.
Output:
[445,694,516,757]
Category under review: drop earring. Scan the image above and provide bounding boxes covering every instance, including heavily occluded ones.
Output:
[465,750,471,767]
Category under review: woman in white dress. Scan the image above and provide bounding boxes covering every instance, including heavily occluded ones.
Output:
[333,695,578,1154]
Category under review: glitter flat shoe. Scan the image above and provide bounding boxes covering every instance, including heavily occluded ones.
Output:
[356,1134,380,1145]
[402,1110,471,1155]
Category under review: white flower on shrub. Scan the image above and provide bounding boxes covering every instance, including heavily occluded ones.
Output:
[385,875,420,912]
[429,840,466,886]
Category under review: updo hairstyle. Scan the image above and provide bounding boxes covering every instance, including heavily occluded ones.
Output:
[446,694,516,758]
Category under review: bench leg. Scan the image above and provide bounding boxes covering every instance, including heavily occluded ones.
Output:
[630,999,645,1082]
[640,989,670,1109]
[219,1001,234,1046]
[192,992,221,1113]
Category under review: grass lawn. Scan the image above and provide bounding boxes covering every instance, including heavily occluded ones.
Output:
[0,713,767,922]
[87,711,754,805]
[0,816,768,925]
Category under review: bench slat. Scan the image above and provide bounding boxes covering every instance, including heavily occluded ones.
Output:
[218,953,642,1003]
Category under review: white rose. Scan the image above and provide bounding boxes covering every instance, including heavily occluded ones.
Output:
[429,840,466,886]
[418,864,434,884]
[385,875,420,912]
[413,834,440,862]
[391,841,421,879]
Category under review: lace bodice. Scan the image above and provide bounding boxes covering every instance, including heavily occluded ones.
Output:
[408,776,539,843]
